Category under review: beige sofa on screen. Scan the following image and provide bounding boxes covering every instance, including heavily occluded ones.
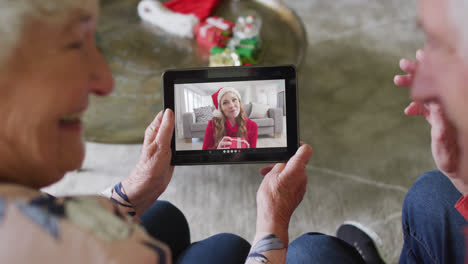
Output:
[182,102,283,141]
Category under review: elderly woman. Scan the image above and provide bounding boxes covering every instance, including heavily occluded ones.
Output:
[202,87,258,150]
[0,1,320,264]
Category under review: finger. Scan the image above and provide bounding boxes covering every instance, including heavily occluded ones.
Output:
[394,75,414,87]
[144,111,164,146]
[404,102,424,116]
[427,102,447,127]
[416,49,425,61]
[267,163,287,177]
[421,103,431,118]
[280,144,313,179]
[405,102,431,119]
[145,136,160,157]
[155,109,175,151]
[260,164,275,176]
[400,59,417,74]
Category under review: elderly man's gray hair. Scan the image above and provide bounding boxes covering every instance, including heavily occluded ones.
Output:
[449,0,468,59]
[0,0,97,70]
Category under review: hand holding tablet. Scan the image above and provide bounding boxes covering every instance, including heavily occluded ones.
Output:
[163,65,299,165]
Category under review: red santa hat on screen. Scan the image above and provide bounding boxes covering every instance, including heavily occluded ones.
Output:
[212,87,242,118]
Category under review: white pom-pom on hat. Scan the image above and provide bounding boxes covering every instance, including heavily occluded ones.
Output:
[137,0,199,38]
[212,109,223,118]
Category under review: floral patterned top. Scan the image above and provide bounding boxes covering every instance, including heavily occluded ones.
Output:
[0,183,170,264]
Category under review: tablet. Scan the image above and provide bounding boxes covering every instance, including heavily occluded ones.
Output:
[163,65,299,165]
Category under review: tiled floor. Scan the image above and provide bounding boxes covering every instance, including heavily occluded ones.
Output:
[43,0,431,263]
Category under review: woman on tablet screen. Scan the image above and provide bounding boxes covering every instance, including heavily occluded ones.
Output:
[202,87,258,150]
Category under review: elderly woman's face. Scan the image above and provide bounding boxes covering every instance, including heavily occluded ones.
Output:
[220,92,241,120]
[0,9,113,188]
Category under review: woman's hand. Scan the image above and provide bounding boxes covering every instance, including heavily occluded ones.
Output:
[121,109,175,217]
[217,136,233,149]
[395,50,468,195]
[254,144,313,245]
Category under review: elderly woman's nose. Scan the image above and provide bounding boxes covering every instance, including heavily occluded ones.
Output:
[88,45,114,96]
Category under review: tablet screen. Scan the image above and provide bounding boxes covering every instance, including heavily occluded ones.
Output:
[174,79,287,152]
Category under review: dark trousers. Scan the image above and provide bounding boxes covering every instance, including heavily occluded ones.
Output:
[140,201,362,263]
[140,170,465,263]
[140,200,250,264]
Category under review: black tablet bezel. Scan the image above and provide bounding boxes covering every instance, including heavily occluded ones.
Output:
[163,65,299,165]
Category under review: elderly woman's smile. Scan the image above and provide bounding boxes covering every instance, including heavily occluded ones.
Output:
[59,108,86,130]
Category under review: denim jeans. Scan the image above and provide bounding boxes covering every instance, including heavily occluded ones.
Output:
[399,170,467,263]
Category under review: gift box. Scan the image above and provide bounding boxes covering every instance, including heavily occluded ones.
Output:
[210,46,225,55]
[209,48,241,67]
[235,38,258,54]
[228,38,259,65]
[227,137,250,149]
[195,16,234,48]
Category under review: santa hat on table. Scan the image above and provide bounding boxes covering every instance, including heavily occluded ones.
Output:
[163,0,221,21]
[137,0,221,38]
[211,87,242,118]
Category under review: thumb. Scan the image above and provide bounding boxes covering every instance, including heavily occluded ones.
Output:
[280,144,313,180]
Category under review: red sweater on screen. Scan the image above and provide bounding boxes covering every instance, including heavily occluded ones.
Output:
[202,118,258,150]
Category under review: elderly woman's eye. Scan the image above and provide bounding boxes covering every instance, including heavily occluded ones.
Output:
[67,41,84,50]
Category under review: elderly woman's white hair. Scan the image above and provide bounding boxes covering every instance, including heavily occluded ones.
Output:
[449,0,468,59]
[0,0,98,69]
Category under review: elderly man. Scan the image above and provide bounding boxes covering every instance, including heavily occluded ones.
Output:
[331,0,468,263]
[393,0,468,262]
